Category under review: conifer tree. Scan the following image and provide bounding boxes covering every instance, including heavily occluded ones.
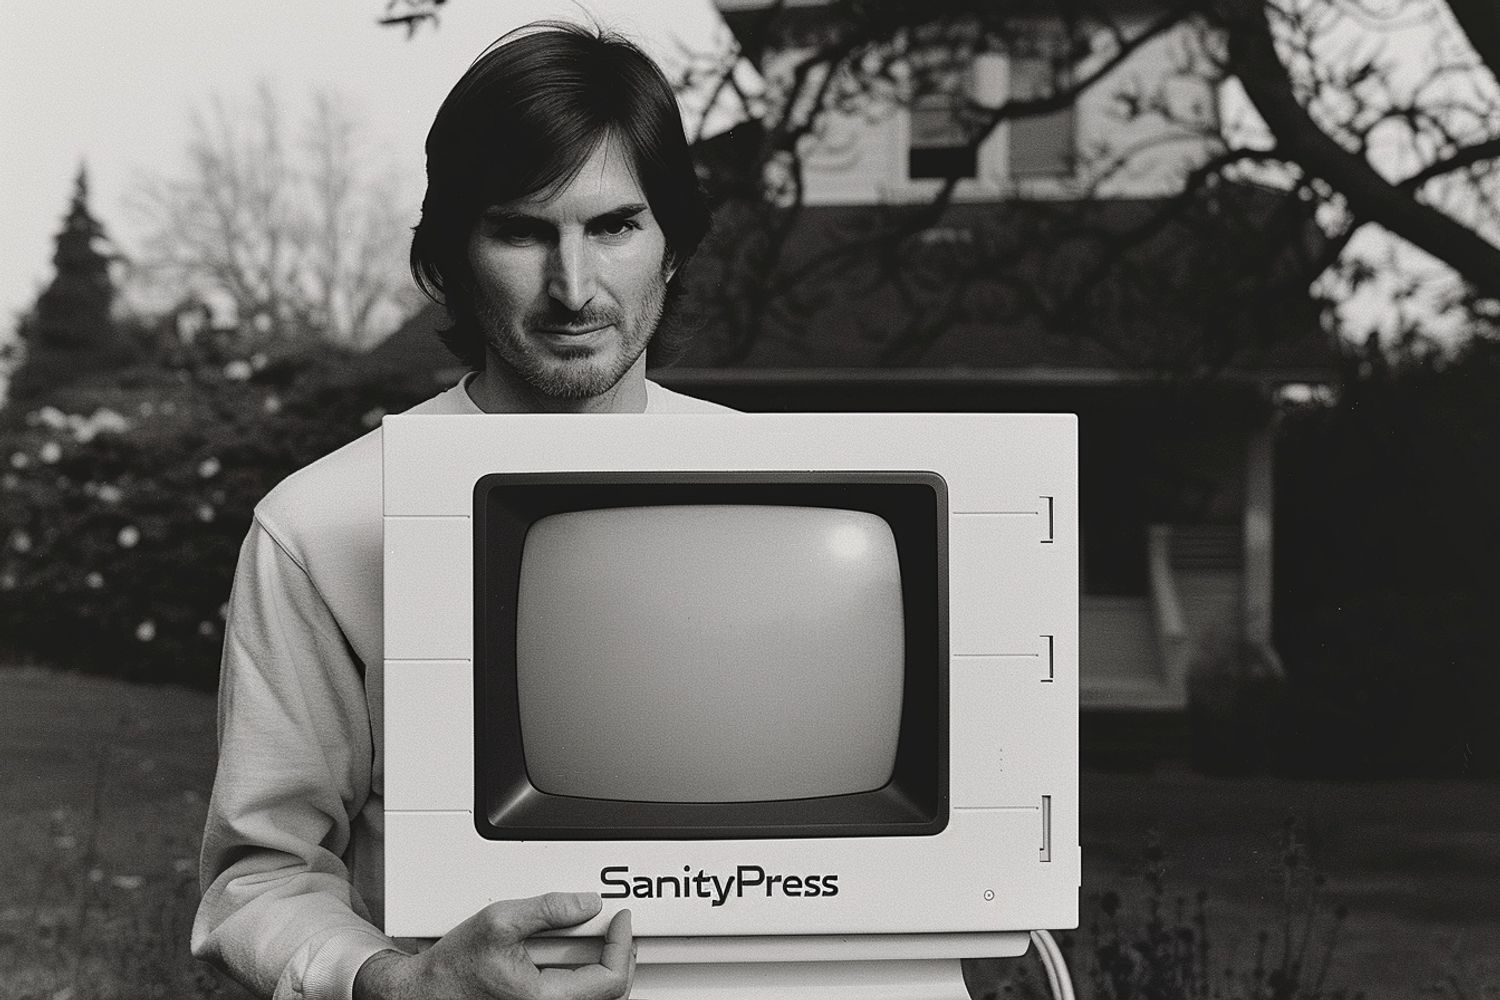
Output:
[10,166,133,400]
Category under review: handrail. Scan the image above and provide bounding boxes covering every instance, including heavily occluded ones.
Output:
[1146,524,1194,694]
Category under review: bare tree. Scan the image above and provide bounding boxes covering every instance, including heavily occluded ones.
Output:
[1209,0,1500,346]
[669,1,1278,369]
[1077,0,1500,349]
[302,90,416,349]
[128,82,416,351]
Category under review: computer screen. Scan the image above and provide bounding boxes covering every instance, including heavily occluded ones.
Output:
[515,504,904,803]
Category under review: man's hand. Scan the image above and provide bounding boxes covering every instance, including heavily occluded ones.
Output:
[354,892,634,1000]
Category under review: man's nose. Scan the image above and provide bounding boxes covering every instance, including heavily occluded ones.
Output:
[547,232,597,312]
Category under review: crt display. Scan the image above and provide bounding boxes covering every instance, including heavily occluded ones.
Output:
[473,471,947,840]
[515,505,906,803]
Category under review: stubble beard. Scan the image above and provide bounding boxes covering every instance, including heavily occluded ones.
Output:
[476,272,668,401]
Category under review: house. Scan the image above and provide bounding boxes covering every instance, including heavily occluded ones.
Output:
[363,0,1341,717]
[685,0,1339,715]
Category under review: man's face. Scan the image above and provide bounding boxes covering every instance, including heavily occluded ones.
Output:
[466,137,673,400]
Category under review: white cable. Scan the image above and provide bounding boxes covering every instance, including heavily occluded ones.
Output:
[1028,929,1077,1000]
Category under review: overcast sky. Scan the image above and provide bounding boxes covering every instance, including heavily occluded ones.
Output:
[4,1,1491,354]
[0,0,739,343]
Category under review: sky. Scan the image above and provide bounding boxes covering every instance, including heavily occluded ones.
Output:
[3,1,1491,354]
[0,0,743,344]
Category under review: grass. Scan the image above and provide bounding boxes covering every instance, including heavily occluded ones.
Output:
[0,666,246,999]
[1076,767,1500,998]
[2,666,1497,999]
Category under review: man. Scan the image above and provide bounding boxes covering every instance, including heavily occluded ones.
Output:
[192,22,731,1000]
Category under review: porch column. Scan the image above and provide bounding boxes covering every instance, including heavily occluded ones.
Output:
[1242,416,1281,673]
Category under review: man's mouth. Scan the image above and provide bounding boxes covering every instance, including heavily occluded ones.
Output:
[536,322,612,337]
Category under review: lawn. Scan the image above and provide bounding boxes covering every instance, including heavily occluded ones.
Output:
[0,667,248,999]
[2,666,1496,999]
[1067,767,1500,999]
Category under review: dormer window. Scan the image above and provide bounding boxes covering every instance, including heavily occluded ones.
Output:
[903,43,1077,185]
[1008,53,1077,179]
[908,91,978,180]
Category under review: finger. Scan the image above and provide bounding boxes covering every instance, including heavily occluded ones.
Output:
[490,891,603,942]
[536,909,634,1000]
[597,907,633,979]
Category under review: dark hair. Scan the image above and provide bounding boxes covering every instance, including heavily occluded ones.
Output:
[410,21,711,368]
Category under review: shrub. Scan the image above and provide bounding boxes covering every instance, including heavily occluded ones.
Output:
[1187,628,1287,777]
[1273,337,1500,777]
[0,350,435,688]
[970,819,1361,1000]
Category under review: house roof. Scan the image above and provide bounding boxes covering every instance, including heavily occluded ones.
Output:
[715,0,1170,67]
[364,194,1337,388]
[664,183,1339,383]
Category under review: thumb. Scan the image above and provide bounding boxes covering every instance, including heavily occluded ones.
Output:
[489,891,604,943]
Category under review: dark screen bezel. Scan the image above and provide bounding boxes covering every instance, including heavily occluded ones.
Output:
[472,472,949,840]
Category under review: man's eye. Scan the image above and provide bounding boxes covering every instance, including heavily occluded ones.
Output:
[494,222,542,243]
[595,217,641,238]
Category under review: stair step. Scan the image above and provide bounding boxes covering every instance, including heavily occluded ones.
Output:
[1081,596,1158,683]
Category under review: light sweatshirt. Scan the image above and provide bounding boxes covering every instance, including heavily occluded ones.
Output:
[192,376,731,1000]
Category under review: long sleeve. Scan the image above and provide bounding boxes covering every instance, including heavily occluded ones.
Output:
[192,520,397,1000]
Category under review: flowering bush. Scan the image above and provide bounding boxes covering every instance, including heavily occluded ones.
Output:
[0,350,435,687]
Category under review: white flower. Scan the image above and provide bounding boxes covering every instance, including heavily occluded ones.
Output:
[9,452,29,470]
[39,441,62,464]
[31,406,69,429]
[361,407,386,429]
[218,602,229,620]
[0,572,16,591]
[117,525,140,548]
[64,408,131,442]
[135,620,156,642]
[85,572,104,589]
[97,484,123,504]
[91,408,130,433]
[263,394,282,415]
[1,473,17,491]
[9,530,32,554]
[196,503,216,523]
[223,360,253,382]
[250,352,268,371]
[160,401,178,416]
[198,621,216,638]
[110,874,145,891]
[197,457,221,479]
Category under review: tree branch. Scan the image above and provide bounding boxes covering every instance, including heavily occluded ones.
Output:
[1215,0,1500,301]
[1443,0,1500,82]
[1397,136,1500,191]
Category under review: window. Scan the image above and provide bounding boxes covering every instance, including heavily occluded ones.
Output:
[904,43,1078,184]
[1008,54,1076,179]
[908,91,978,180]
